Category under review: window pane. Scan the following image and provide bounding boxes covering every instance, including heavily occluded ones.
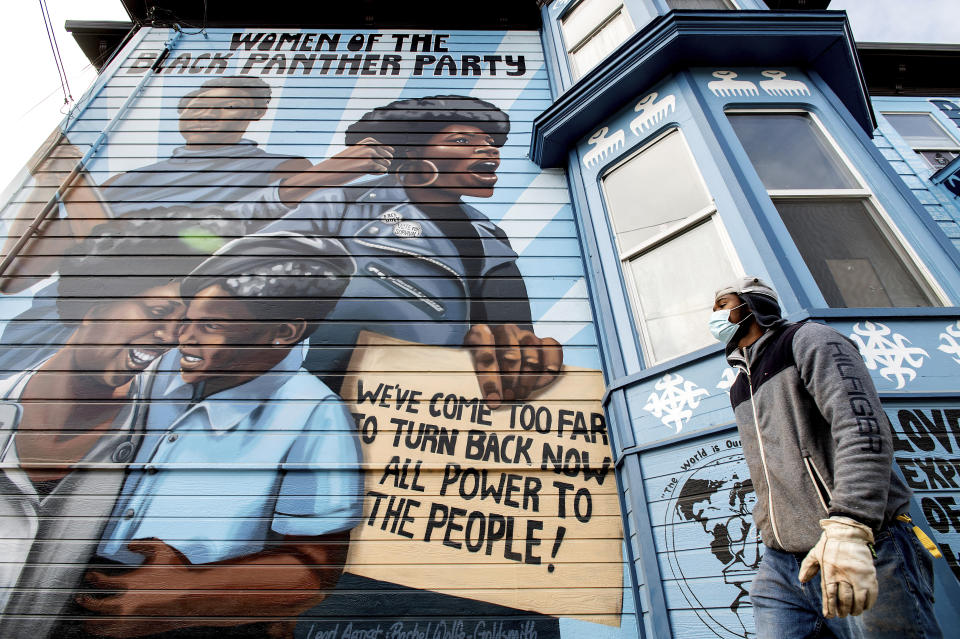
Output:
[629,218,739,363]
[919,150,959,170]
[561,0,624,49]
[602,131,712,251]
[666,0,732,9]
[728,113,860,189]
[568,10,634,79]
[775,198,936,307]
[884,113,959,149]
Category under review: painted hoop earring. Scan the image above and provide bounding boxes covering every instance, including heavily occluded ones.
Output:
[397,159,438,187]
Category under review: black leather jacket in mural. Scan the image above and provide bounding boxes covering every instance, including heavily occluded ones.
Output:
[246,176,534,382]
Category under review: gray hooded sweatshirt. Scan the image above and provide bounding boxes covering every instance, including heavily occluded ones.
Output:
[725,298,911,553]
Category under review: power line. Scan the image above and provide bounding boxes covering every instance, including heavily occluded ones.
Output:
[37,0,73,107]
[20,46,111,121]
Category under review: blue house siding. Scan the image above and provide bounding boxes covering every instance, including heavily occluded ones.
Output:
[534,9,960,636]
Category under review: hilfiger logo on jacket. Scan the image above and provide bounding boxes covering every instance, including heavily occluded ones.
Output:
[826,341,883,454]
[727,321,913,554]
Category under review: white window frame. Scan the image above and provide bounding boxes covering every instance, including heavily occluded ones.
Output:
[728,108,948,307]
[881,111,960,170]
[602,128,744,364]
[560,0,635,80]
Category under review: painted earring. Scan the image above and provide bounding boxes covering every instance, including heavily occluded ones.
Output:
[397,159,438,187]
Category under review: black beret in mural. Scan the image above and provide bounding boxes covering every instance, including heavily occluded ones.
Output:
[181,232,356,302]
[56,217,229,319]
[177,76,272,113]
[344,95,510,151]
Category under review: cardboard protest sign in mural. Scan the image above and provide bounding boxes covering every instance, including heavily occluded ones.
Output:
[0,26,636,639]
[342,333,622,623]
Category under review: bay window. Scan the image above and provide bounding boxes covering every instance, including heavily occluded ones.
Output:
[728,111,940,308]
[601,129,740,363]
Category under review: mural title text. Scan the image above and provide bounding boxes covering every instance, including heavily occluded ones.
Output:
[126,32,527,77]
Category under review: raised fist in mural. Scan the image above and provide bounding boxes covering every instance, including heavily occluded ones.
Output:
[279,136,395,205]
[465,323,563,409]
[0,131,108,294]
[27,130,84,188]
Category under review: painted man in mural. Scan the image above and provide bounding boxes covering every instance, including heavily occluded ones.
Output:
[65,234,362,639]
[100,75,394,219]
[0,218,223,638]
[710,276,942,638]
[101,76,311,216]
[0,77,303,293]
[246,95,563,405]
[0,75,393,372]
[2,74,397,260]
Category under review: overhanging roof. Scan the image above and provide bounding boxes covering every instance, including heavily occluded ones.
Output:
[531,10,874,168]
[64,20,134,71]
[857,42,960,96]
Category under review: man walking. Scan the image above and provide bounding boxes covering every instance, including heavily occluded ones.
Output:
[710,276,942,638]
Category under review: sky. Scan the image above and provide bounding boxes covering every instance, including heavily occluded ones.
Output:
[0,0,958,190]
[0,0,128,191]
[829,0,960,44]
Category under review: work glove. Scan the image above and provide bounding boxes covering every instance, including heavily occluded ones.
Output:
[798,516,878,618]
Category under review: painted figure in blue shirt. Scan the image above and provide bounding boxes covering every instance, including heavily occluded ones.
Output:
[79,234,362,638]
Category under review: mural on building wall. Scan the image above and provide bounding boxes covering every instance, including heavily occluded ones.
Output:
[0,28,637,639]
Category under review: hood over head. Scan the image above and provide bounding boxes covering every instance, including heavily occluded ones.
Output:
[715,276,789,355]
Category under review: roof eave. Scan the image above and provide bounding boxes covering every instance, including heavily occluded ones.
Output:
[531,10,873,167]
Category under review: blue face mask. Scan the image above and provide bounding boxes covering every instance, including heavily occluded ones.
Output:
[709,303,751,344]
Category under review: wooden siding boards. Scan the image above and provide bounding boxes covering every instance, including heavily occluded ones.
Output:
[0,26,639,638]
